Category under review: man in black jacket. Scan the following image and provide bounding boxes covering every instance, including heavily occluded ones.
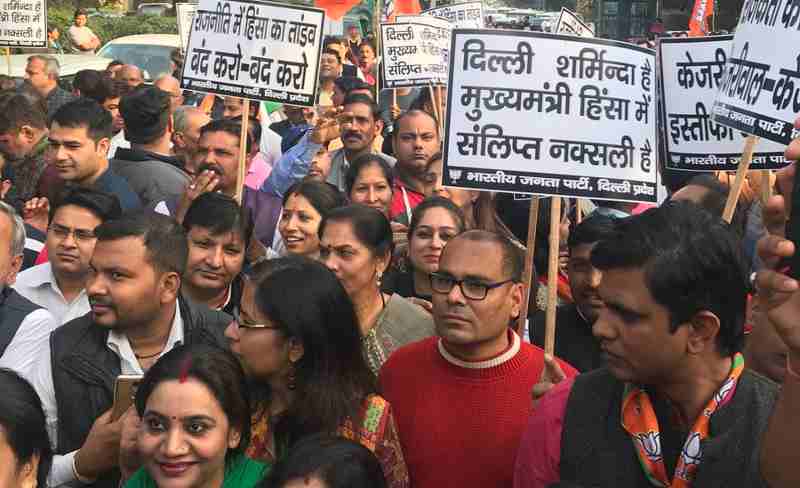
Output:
[30,210,230,488]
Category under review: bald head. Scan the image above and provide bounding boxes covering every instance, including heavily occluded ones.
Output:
[173,106,211,175]
[154,74,183,113]
[117,65,143,89]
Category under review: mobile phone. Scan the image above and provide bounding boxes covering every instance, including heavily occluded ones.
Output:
[112,374,143,421]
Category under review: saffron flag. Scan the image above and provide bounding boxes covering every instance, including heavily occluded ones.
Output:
[315,0,360,20]
[382,0,422,22]
[688,0,713,36]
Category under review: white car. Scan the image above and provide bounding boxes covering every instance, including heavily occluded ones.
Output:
[5,54,112,90]
[97,34,180,82]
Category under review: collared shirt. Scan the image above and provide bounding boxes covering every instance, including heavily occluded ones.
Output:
[45,86,76,118]
[107,131,130,160]
[0,296,58,383]
[245,152,273,191]
[14,262,90,325]
[32,304,185,487]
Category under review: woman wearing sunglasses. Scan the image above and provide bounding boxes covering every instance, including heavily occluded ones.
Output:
[224,256,409,488]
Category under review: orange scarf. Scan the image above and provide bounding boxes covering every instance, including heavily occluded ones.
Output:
[621,353,744,487]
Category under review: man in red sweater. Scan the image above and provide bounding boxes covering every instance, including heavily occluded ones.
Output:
[379,230,577,488]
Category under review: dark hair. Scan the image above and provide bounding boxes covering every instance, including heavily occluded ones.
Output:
[107,59,124,70]
[253,256,377,444]
[567,214,617,250]
[183,192,253,244]
[72,69,104,96]
[408,197,467,240]
[200,118,255,154]
[135,344,251,460]
[49,187,122,223]
[0,93,46,133]
[74,8,88,17]
[50,98,112,142]
[322,48,342,64]
[228,115,261,149]
[591,201,748,355]
[675,174,748,238]
[47,23,58,33]
[450,230,523,282]
[120,86,171,144]
[320,205,394,261]
[333,76,362,96]
[94,210,188,275]
[410,89,434,112]
[259,435,386,488]
[85,76,125,105]
[392,109,439,136]
[0,369,53,488]
[283,180,347,219]
[344,154,394,196]
[346,80,373,97]
[357,39,376,54]
[343,94,379,120]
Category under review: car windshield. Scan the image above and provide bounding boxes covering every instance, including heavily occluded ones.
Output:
[97,44,173,81]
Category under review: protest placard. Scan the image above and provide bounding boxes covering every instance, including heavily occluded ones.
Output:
[659,36,789,171]
[380,17,450,89]
[712,0,800,145]
[443,30,658,203]
[176,3,198,51]
[555,8,594,38]
[0,0,46,48]
[421,2,484,29]
[181,0,325,106]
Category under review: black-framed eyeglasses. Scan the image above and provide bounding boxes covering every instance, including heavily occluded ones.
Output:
[232,307,281,330]
[429,273,514,301]
[48,224,96,243]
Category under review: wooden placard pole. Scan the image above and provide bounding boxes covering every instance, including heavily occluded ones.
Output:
[761,170,772,205]
[544,197,561,356]
[428,84,440,127]
[5,48,10,76]
[516,197,540,335]
[374,0,382,105]
[575,198,583,224]
[436,85,445,132]
[722,135,758,223]
[235,98,251,204]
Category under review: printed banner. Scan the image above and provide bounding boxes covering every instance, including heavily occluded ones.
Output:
[380,17,450,88]
[712,0,800,145]
[0,0,46,47]
[444,30,658,203]
[181,0,325,106]
[555,8,594,38]
[421,2,484,29]
[176,3,198,51]
[659,36,789,171]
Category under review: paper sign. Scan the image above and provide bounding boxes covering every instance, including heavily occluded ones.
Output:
[421,2,483,28]
[0,0,46,48]
[181,0,325,106]
[444,30,658,203]
[555,8,594,38]
[176,3,198,51]
[712,0,800,145]
[380,17,450,88]
[659,36,789,171]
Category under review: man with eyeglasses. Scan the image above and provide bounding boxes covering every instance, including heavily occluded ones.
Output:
[30,210,230,488]
[15,188,121,325]
[379,230,577,488]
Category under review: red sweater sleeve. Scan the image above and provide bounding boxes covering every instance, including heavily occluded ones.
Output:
[513,377,575,488]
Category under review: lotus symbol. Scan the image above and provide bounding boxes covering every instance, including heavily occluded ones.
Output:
[449,169,462,181]
[713,376,736,406]
[681,432,703,466]
[635,432,662,462]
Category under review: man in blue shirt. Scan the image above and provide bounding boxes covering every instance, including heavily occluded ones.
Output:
[48,99,141,211]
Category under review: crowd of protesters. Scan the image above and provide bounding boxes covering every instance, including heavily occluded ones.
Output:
[1,8,800,488]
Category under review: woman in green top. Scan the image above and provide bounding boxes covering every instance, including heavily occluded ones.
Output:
[124,344,269,488]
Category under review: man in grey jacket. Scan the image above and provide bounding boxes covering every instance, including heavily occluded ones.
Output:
[112,86,190,208]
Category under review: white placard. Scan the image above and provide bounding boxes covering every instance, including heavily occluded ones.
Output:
[555,8,594,38]
[380,18,450,88]
[0,0,46,48]
[712,0,800,145]
[181,0,325,106]
[659,36,789,171]
[421,2,484,29]
[444,30,658,203]
[176,3,198,51]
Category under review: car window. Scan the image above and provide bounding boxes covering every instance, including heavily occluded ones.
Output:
[97,44,174,81]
